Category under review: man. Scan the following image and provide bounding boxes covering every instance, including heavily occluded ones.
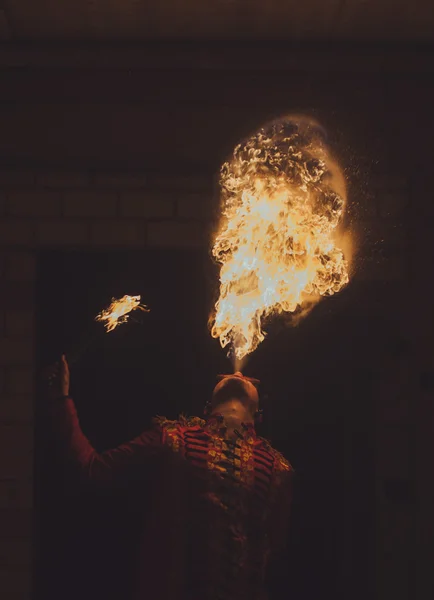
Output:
[47,354,293,600]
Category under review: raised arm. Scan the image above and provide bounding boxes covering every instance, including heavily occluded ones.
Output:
[46,355,164,484]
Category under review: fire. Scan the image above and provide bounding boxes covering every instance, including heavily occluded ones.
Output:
[210,116,350,363]
[95,295,149,332]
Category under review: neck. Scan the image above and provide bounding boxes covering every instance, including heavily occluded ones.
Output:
[210,398,254,434]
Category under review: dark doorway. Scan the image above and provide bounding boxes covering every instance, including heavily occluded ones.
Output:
[35,248,377,600]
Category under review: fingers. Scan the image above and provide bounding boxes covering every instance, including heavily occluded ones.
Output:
[43,354,68,388]
[61,354,70,377]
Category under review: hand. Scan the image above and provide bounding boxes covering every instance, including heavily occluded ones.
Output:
[45,354,70,399]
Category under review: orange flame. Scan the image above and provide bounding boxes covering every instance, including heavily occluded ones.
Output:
[95,295,149,332]
[210,116,350,363]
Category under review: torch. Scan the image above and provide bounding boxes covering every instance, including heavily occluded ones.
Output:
[67,294,149,365]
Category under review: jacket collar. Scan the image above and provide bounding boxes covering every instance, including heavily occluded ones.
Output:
[204,413,257,441]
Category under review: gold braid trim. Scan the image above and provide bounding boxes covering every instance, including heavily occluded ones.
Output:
[152,414,206,429]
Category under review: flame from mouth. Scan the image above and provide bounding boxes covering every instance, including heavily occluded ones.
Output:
[210,116,350,362]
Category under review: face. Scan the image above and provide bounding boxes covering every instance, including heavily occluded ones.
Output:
[211,372,259,415]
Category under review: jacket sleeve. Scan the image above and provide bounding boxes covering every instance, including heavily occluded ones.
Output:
[50,397,164,484]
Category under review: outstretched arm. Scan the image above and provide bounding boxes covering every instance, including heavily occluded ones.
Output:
[46,355,164,484]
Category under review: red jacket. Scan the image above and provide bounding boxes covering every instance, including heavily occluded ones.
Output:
[52,398,293,600]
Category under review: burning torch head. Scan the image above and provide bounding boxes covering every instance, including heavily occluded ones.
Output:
[211,372,260,416]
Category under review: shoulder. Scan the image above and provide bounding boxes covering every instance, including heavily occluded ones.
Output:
[152,415,178,432]
[152,414,205,431]
[151,415,205,450]
[257,436,294,475]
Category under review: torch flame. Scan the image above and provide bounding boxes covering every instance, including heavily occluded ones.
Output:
[95,295,149,332]
[210,116,350,363]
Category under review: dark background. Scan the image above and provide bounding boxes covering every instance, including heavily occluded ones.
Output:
[34,247,403,600]
[0,7,433,600]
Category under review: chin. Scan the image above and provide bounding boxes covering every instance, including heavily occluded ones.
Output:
[217,378,248,398]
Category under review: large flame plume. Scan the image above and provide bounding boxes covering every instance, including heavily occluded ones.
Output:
[210,116,350,363]
[95,295,149,332]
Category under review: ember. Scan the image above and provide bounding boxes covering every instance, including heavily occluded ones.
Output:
[210,116,351,364]
[95,294,149,332]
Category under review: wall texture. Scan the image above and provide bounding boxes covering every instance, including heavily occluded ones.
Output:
[0,45,433,599]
